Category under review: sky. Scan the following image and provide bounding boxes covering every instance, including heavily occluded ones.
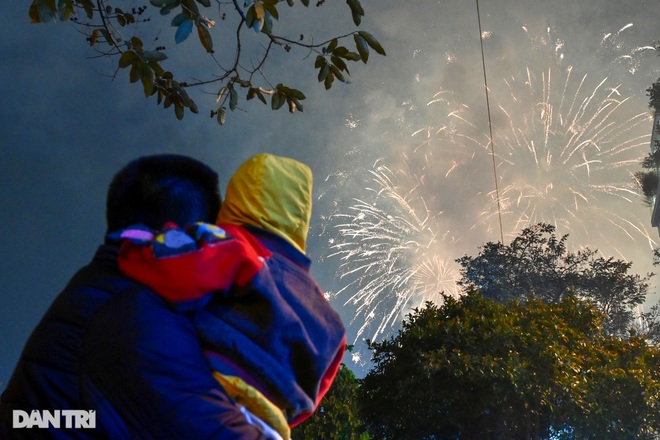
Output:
[2,0,660,387]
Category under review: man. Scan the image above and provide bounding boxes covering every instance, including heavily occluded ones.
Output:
[116,154,347,439]
[0,154,273,438]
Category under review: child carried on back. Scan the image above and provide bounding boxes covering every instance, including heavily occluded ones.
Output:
[113,154,346,440]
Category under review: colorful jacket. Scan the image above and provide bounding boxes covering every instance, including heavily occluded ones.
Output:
[0,243,275,439]
[117,154,347,438]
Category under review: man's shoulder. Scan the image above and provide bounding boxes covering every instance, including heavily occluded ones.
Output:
[86,274,201,353]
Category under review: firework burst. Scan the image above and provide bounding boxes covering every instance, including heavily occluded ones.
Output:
[324,24,658,344]
[477,27,657,253]
[327,164,461,341]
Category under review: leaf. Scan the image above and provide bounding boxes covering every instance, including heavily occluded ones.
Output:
[262,2,278,19]
[277,84,305,100]
[245,5,256,29]
[77,0,94,18]
[254,2,264,20]
[216,87,227,104]
[197,22,214,52]
[271,92,285,110]
[129,62,140,83]
[330,64,346,83]
[57,0,74,21]
[255,90,267,105]
[175,104,184,120]
[175,18,193,44]
[346,0,364,15]
[170,12,187,27]
[118,50,137,68]
[148,61,165,77]
[354,34,369,63]
[324,71,334,90]
[286,0,294,5]
[317,62,330,82]
[130,37,144,50]
[89,29,100,46]
[346,0,364,26]
[351,10,361,26]
[300,0,309,5]
[252,17,263,33]
[262,11,273,34]
[331,55,347,73]
[196,0,211,7]
[327,38,338,53]
[181,0,199,14]
[217,107,226,125]
[143,50,168,62]
[314,55,325,69]
[140,62,156,96]
[29,0,57,23]
[184,92,199,113]
[342,51,361,62]
[290,97,303,112]
[333,46,349,56]
[358,31,386,56]
[228,85,238,110]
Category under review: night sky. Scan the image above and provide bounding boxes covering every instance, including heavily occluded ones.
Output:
[2,0,659,388]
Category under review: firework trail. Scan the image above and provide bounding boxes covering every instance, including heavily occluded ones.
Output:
[598,23,658,79]
[324,24,658,344]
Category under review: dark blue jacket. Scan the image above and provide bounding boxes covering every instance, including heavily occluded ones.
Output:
[0,244,270,439]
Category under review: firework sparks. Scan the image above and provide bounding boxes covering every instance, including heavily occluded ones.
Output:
[477,28,657,252]
[324,25,658,345]
[327,164,461,341]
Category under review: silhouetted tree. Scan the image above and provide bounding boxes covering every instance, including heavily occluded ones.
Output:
[293,363,370,440]
[456,223,651,337]
[360,294,660,439]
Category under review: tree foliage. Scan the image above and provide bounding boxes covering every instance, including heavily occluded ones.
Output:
[456,223,652,337]
[28,0,385,124]
[634,148,660,207]
[648,78,660,114]
[359,294,660,440]
[635,76,660,203]
[293,363,370,440]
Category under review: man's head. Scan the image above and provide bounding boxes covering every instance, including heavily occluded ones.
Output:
[106,154,221,233]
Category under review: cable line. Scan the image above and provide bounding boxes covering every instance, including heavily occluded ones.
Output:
[475,0,504,244]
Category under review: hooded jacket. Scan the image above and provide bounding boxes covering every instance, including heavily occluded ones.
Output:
[117,154,346,437]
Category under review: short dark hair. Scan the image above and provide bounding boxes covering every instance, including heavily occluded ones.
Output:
[106,154,221,233]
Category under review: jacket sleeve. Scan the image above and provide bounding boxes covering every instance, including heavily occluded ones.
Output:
[117,223,271,302]
[80,286,272,439]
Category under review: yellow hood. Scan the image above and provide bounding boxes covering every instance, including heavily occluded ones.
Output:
[217,153,312,254]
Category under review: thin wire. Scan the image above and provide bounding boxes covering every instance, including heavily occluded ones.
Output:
[475,0,504,244]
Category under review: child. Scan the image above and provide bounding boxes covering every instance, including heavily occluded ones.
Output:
[113,154,346,439]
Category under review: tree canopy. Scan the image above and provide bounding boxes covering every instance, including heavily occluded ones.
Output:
[28,0,385,124]
[360,294,660,440]
[648,79,660,114]
[456,223,652,337]
[292,362,370,440]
